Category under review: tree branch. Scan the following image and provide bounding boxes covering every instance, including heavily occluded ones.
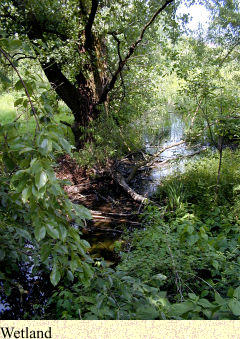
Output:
[84,0,99,50]
[0,46,40,130]
[98,0,174,104]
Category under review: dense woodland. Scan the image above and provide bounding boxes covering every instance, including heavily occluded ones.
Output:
[1,0,240,320]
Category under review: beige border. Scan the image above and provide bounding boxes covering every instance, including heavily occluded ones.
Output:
[0,320,240,339]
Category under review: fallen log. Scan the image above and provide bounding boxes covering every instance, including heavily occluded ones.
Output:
[91,215,140,225]
[151,147,207,167]
[126,140,185,183]
[111,170,159,206]
[90,210,138,218]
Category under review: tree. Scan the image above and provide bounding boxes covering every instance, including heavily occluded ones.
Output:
[0,0,175,148]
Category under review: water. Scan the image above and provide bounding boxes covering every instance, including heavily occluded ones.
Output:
[141,113,204,196]
[0,113,204,319]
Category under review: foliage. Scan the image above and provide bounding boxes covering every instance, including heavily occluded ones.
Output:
[46,262,165,320]
[116,150,240,319]
[0,37,95,311]
[1,0,240,321]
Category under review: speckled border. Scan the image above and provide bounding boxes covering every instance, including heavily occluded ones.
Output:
[0,320,240,339]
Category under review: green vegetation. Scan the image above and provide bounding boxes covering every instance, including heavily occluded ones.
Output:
[1,0,240,320]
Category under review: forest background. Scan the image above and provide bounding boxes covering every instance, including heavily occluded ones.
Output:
[1,0,240,320]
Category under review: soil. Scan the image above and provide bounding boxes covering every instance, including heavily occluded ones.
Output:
[56,154,141,216]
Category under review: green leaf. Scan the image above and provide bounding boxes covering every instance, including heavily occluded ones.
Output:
[70,259,78,273]
[50,265,61,286]
[80,239,91,250]
[22,186,31,203]
[0,72,11,85]
[9,39,22,49]
[107,297,116,306]
[73,204,92,220]
[34,225,46,241]
[67,270,74,282]
[198,298,213,308]
[19,147,34,154]
[212,260,219,270]
[58,225,67,241]
[14,79,24,91]
[40,138,52,155]
[14,98,23,107]
[215,292,226,306]
[82,262,94,280]
[233,287,240,300]
[188,293,198,300]
[173,301,195,315]
[35,171,48,190]
[16,229,31,240]
[136,305,159,320]
[152,273,167,281]
[228,299,240,316]
[46,224,59,239]
[227,287,235,298]
[59,137,73,154]
[40,243,51,262]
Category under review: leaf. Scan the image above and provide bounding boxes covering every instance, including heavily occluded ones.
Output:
[59,137,72,154]
[14,79,24,91]
[46,224,59,239]
[3,154,16,171]
[70,259,78,273]
[16,228,31,240]
[67,270,74,282]
[40,243,51,262]
[34,225,46,241]
[19,147,34,154]
[152,273,167,281]
[228,299,240,316]
[9,39,22,49]
[40,138,52,155]
[188,293,197,300]
[215,292,226,306]
[233,287,240,300]
[0,72,11,85]
[58,225,67,241]
[22,187,31,203]
[173,301,195,315]
[35,171,48,190]
[107,297,116,306]
[82,262,94,280]
[198,298,213,308]
[212,260,219,270]
[14,98,23,107]
[50,265,61,286]
[74,204,92,220]
[80,239,91,250]
[136,305,159,320]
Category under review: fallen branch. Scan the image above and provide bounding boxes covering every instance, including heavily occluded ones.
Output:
[90,210,138,218]
[126,140,186,183]
[149,147,207,168]
[111,170,159,206]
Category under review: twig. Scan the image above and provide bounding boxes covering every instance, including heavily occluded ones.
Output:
[0,46,40,130]
[99,0,174,104]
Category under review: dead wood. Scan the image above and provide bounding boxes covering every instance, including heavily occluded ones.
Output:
[126,140,185,183]
[111,170,160,206]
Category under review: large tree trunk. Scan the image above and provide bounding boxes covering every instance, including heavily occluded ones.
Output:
[5,0,174,149]
[41,59,102,148]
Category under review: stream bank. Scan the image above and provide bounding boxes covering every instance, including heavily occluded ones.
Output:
[0,114,208,319]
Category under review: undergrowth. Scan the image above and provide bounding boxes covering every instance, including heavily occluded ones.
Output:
[46,148,240,319]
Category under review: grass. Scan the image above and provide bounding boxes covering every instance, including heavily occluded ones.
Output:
[0,93,16,124]
[0,92,74,142]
